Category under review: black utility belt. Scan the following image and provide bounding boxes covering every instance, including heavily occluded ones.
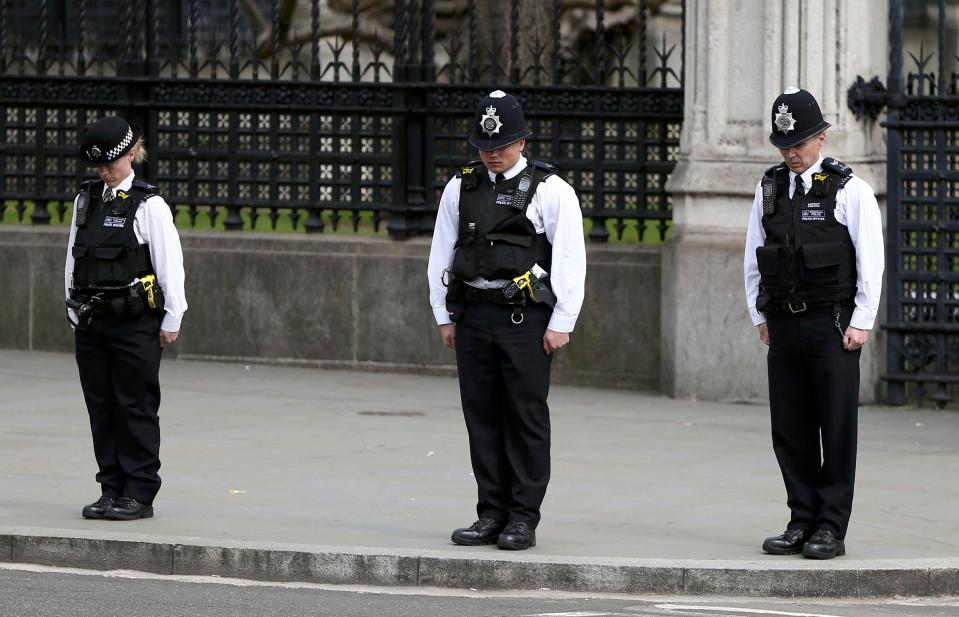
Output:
[462,271,557,308]
[765,300,851,315]
[69,276,164,319]
[463,285,524,306]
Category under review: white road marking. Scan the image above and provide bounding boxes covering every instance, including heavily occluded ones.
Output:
[655,604,845,617]
[522,613,635,617]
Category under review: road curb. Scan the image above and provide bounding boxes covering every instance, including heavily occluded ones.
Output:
[2,527,958,597]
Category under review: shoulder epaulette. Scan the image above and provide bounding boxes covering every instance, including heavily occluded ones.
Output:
[531,159,558,180]
[764,162,787,179]
[456,160,483,190]
[131,178,160,194]
[821,158,854,186]
[455,160,483,179]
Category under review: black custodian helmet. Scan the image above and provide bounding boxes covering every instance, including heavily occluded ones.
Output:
[469,90,532,151]
[768,87,831,149]
[79,116,142,166]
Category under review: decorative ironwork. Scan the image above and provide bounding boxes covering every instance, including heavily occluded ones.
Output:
[0,0,683,242]
[882,0,959,407]
[847,75,887,122]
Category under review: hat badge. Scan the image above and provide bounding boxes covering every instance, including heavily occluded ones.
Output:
[775,103,796,134]
[88,145,101,160]
[479,105,503,138]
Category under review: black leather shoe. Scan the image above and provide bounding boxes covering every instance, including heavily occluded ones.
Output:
[497,521,535,550]
[762,528,809,555]
[81,497,116,519]
[451,518,504,546]
[103,497,154,521]
[802,529,845,559]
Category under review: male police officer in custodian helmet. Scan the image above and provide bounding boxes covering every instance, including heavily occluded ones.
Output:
[427,90,586,550]
[744,88,883,559]
[65,116,187,520]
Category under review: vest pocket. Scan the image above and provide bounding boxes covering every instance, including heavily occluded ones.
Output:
[799,241,844,285]
[482,233,532,278]
[71,246,88,259]
[485,233,532,247]
[451,239,480,280]
[93,246,128,284]
[756,245,783,278]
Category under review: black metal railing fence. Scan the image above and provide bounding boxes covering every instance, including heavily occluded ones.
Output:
[0,0,683,241]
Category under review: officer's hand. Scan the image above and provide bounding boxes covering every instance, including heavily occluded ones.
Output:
[843,326,869,351]
[439,324,456,350]
[758,323,770,346]
[543,329,570,355]
[160,330,179,348]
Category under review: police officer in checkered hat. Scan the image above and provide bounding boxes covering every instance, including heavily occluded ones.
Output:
[744,88,884,559]
[427,91,586,550]
[65,116,187,521]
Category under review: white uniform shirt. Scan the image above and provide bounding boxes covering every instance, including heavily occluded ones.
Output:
[65,171,188,332]
[427,155,587,333]
[743,155,884,330]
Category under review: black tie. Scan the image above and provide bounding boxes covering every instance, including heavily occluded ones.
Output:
[793,176,805,199]
[495,173,505,185]
[103,187,115,203]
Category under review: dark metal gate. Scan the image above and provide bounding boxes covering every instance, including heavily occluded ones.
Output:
[850,0,959,406]
[0,0,683,243]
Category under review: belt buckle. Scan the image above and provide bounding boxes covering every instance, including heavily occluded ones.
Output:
[787,302,807,313]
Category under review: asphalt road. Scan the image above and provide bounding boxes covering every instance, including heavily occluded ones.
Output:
[1,564,958,617]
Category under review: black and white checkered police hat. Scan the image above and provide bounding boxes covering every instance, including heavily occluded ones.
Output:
[79,116,142,166]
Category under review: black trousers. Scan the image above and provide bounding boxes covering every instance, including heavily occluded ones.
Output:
[766,303,860,539]
[74,311,163,505]
[454,300,553,528]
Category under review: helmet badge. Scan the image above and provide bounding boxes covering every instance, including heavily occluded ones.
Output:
[775,103,796,134]
[89,145,102,160]
[479,105,503,137]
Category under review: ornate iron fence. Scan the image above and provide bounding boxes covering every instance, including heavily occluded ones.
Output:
[850,0,959,407]
[0,0,683,241]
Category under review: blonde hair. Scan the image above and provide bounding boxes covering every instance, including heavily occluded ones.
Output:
[131,137,148,165]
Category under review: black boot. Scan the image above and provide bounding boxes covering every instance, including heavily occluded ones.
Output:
[497,522,536,550]
[451,518,504,546]
[81,497,116,520]
[762,528,809,555]
[802,529,845,559]
[103,497,154,521]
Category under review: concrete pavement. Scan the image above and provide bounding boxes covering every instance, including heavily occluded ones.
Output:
[0,349,957,596]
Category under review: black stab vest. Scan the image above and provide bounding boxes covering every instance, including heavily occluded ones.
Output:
[450,161,553,281]
[71,179,158,290]
[756,160,858,305]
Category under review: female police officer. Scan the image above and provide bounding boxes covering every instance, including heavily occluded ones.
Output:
[64,116,187,520]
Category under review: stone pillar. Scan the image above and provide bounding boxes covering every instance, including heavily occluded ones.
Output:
[662,0,888,402]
